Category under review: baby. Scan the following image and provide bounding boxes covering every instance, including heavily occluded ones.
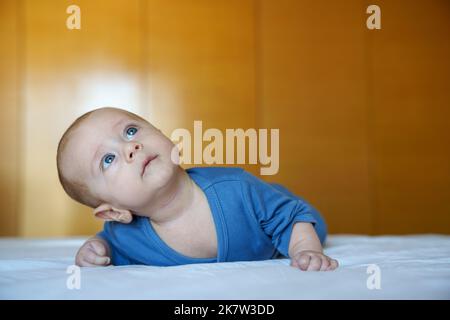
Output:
[57,107,338,271]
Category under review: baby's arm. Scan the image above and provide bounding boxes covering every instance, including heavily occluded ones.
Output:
[75,236,111,267]
[288,222,338,271]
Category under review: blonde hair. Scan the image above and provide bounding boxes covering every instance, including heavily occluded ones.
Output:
[56,110,101,208]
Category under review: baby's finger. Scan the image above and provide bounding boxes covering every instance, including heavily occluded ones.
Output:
[298,254,311,271]
[307,255,322,271]
[319,256,330,271]
[89,240,106,256]
[76,251,100,267]
[78,259,98,267]
[290,257,300,268]
[328,259,339,270]
[98,255,111,265]
[84,249,110,265]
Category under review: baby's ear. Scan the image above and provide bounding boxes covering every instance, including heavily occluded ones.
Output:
[93,204,133,224]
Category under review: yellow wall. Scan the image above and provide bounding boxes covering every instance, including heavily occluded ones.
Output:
[0,0,449,237]
[0,0,19,236]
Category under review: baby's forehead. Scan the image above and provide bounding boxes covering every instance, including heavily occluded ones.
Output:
[77,109,136,143]
[88,108,137,124]
[79,109,145,134]
[64,109,134,159]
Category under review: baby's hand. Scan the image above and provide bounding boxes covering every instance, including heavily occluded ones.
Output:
[290,250,338,271]
[75,237,111,267]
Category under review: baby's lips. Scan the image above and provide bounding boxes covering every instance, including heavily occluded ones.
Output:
[141,154,158,176]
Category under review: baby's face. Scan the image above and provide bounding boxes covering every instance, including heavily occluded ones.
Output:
[61,108,178,212]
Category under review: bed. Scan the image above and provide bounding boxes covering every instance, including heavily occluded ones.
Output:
[1,235,449,299]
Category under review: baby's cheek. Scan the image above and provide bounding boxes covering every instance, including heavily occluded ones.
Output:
[117,183,140,200]
[108,177,139,202]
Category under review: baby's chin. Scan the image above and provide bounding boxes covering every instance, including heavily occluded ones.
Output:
[143,156,180,183]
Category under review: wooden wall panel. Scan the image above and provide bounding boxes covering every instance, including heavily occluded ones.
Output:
[0,0,19,236]
[145,0,258,174]
[369,0,450,234]
[21,0,143,236]
[1,0,449,237]
[259,0,372,234]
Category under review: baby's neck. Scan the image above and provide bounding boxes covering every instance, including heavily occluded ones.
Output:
[144,168,198,227]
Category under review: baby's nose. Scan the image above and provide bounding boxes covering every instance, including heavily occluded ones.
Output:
[127,143,143,161]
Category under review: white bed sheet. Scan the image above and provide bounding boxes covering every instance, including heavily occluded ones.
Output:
[0,235,449,299]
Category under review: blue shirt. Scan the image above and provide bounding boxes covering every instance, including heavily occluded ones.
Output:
[97,167,327,266]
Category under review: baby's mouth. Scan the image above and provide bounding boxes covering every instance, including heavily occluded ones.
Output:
[141,155,158,176]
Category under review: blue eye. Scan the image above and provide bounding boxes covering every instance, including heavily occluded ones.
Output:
[101,154,115,170]
[125,126,138,140]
